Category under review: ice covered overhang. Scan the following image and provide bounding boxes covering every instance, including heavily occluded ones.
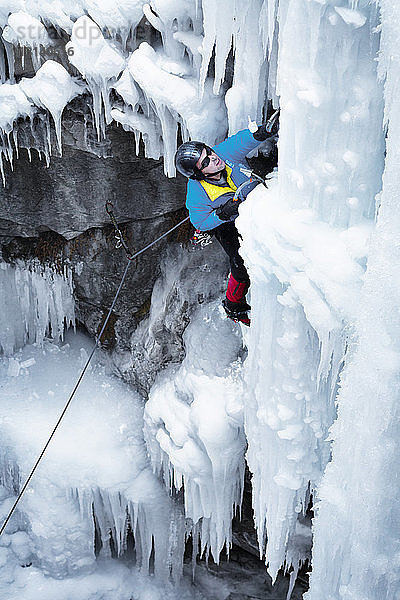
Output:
[0,1,277,184]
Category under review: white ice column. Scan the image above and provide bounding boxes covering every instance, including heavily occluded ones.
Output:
[238,0,385,583]
[305,3,400,598]
[225,0,269,134]
[242,262,336,581]
[276,0,384,225]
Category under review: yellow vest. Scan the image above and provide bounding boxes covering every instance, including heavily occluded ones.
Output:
[199,165,237,202]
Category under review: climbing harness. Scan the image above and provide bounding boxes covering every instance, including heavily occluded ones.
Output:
[0,206,190,537]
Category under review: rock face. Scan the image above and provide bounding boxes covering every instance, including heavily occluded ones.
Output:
[0,115,187,240]
[0,113,191,347]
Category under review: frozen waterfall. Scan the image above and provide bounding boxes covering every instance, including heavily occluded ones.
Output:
[237,0,384,585]
[304,2,400,598]
[0,1,399,600]
[0,331,191,599]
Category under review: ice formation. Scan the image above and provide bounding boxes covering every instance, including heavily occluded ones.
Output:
[1,1,399,599]
[115,241,230,393]
[0,0,274,181]
[122,42,227,175]
[232,0,385,587]
[304,2,400,597]
[0,81,34,183]
[2,11,50,76]
[66,16,126,141]
[19,60,83,152]
[0,261,75,356]
[0,332,192,599]
[144,300,246,561]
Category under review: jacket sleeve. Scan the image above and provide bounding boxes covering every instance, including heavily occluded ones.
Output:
[186,180,225,231]
[212,128,260,164]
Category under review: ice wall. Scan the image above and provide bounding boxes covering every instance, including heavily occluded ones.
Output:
[236,0,385,586]
[0,0,276,181]
[305,2,400,598]
[0,0,396,596]
[0,260,75,356]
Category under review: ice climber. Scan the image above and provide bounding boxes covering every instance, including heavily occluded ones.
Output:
[175,110,279,325]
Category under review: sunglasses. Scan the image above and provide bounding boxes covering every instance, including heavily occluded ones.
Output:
[199,146,213,170]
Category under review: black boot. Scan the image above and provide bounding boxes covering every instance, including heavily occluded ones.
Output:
[222,299,251,326]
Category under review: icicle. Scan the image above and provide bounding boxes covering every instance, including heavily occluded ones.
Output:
[126,42,226,176]
[0,40,6,84]
[5,131,13,167]
[0,260,75,355]
[199,0,234,98]
[225,0,269,134]
[12,125,18,160]
[0,151,5,186]
[66,16,126,142]
[19,60,83,155]
[3,41,15,83]
[143,1,199,61]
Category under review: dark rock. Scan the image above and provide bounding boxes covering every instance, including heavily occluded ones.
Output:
[0,113,192,348]
[190,549,309,600]
[0,116,187,240]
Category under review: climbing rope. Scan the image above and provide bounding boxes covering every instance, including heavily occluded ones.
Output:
[0,208,189,536]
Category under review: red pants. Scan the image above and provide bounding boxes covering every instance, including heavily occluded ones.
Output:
[212,221,250,304]
[226,275,249,303]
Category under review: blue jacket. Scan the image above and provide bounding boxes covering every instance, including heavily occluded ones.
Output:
[186,129,260,231]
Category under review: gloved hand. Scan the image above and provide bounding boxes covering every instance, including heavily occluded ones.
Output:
[253,108,280,141]
[215,197,241,220]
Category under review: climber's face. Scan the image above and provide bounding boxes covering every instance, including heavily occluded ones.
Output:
[196,146,225,177]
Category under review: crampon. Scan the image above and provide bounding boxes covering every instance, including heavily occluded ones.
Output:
[222,299,251,326]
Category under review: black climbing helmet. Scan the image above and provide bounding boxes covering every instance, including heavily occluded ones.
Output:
[175,141,205,180]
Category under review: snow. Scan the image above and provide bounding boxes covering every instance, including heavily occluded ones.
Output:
[0,331,189,597]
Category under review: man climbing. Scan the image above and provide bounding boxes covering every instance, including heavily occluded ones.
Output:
[174,110,279,325]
